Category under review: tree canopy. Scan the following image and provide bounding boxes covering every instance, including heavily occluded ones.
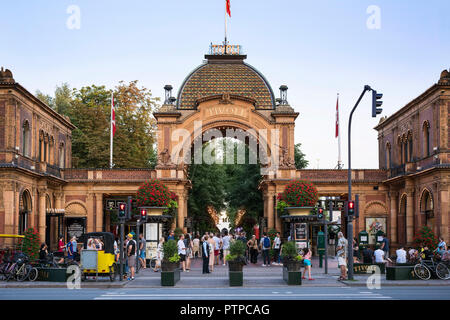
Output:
[36,81,159,168]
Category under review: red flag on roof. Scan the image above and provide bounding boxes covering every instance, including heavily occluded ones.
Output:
[226,0,231,17]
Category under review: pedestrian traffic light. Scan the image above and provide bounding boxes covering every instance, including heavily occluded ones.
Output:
[348,200,355,216]
[118,202,126,218]
[140,208,147,222]
[318,208,324,220]
[372,90,383,117]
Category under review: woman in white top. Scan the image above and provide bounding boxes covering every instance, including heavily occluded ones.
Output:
[154,237,164,272]
[192,236,200,258]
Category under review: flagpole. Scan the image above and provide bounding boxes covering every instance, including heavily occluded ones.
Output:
[337,93,342,169]
[224,0,228,51]
[110,91,113,169]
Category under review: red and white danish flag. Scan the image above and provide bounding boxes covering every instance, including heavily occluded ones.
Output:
[226,0,231,17]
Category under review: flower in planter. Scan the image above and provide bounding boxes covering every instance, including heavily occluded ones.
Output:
[136,179,172,207]
[278,180,319,207]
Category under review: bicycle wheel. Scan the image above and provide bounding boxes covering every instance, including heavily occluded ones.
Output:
[5,264,17,282]
[16,265,28,282]
[28,267,38,282]
[414,264,431,280]
[436,262,450,280]
[150,258,157,270]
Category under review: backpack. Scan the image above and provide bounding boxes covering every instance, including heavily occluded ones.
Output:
[263,237,270,249]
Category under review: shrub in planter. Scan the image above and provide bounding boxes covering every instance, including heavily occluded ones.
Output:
[281,241,303,271]
[136,179,172,207]
[226,240,247,272]
[277,180,319,208]
[161,239,180,271]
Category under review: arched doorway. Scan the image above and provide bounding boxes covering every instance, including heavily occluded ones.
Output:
[398,194,407,245]
[19,190,32,235]
[153,49,298,233]
[420,189,434,232]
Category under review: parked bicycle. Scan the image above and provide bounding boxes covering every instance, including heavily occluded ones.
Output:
[414,256,450,280]
[0,252,38,281]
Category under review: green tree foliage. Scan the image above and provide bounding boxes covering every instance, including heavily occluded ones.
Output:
[35,90,55,110]
[188,139,264,234]
[294,143,309,169]
[35,81,159,168]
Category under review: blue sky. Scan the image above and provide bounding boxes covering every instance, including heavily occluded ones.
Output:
[1,0,449,169]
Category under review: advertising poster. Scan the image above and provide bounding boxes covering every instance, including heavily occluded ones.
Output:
[365,217,386,244]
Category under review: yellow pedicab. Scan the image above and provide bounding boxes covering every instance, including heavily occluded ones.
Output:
[79,232,117,281]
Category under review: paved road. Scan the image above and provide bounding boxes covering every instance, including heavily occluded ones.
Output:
[1,286,449,300]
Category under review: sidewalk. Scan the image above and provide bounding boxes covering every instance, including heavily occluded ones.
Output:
[0,256,448,288]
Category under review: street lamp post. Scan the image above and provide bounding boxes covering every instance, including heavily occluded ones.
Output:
[347,85,370,280]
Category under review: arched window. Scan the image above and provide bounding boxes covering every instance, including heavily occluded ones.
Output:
[43,134,48,163]
[408,134,413,162]
[397,136,403,165]
[385,142,392,169]
[39,131,44,162]
[22,121,30,157]
[19,190,32,235]
[423,121,430,157]
[59,143,65,168]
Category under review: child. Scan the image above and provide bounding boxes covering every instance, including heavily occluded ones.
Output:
[301,247,314,280]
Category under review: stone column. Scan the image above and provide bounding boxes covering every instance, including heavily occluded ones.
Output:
[274,193,281,232]
[438,182,448,242]
[389,189,398,244]
[267,192,275,230]
[177,194,185,232]
[38,187,47,243]
[405,180,415,244]
[96,193,103,232]
[55,192,63,210]
[86,193,94,233]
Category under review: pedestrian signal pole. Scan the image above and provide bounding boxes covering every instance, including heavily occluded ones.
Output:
[118,202,126,282]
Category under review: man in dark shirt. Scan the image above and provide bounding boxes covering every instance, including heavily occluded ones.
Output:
[362,245,374,264]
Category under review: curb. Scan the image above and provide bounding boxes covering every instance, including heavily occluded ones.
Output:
[341,281,450,287]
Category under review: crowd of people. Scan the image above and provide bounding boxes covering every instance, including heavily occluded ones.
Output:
[39,235,80,265]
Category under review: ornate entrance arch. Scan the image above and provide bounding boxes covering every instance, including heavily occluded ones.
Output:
[153,49,299,231]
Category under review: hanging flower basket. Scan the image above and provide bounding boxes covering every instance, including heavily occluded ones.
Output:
[277,180,319,216]
[136,180,171,207]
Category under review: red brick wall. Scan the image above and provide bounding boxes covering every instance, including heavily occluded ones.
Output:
[365,194,386,203]
[0,101,5,150]
[0,210,4,234]
[65,195,87,203]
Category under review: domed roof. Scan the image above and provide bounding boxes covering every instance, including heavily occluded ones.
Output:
[176,55,275,110]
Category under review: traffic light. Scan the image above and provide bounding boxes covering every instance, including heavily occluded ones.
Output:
[118,202,126,218]
[348,200,355,216]
[140,208,147,222]
[372,90,383,117]
[318,208,324,220]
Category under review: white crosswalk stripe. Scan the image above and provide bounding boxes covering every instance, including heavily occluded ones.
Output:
[94,292,392,300]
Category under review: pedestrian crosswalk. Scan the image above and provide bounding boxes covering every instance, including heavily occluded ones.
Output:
[94,290,392,300]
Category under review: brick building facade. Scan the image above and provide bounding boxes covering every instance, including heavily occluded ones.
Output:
[1,60,449,252]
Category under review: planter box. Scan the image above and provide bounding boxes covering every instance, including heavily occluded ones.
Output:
[229,271,243,286]
[386,266,420,280]
[161,268,180,286]
[353,263,385,274]
[138,207,168,216]
[286,207,315,216]
[283,267,302,285]
[37,268,70,282]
